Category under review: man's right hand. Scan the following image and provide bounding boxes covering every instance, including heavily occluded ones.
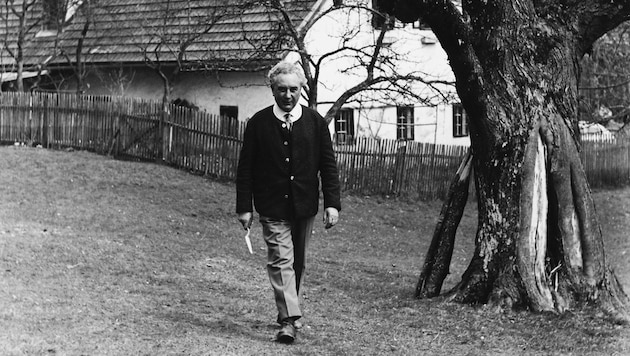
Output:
[238,212,253,230]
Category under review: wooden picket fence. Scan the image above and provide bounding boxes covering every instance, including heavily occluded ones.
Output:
[0,91,245,180]
[580,135,630,187]
[334,138,469,200]
[0,91,629,200]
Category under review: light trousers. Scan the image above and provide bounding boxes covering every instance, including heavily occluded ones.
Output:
[260,215,315,322]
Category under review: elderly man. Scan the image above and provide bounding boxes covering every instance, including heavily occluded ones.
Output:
[236,61,341,344]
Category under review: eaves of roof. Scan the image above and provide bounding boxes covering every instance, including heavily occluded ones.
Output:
[0,70,48,83]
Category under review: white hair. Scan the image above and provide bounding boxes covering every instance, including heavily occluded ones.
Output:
[268,61,307,87]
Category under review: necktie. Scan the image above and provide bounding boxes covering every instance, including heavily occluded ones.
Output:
[284,113,292,132]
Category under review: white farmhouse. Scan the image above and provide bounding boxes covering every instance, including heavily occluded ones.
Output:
[295,0,468,146]
[2,0,468,146]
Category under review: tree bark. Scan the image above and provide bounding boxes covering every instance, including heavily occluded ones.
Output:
[386,0,630,322]
[416,149,472,298]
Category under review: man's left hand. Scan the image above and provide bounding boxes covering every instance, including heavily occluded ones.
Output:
[323,207,339,229]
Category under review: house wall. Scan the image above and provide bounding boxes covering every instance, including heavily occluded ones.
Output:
[298,1,469,146]
[67,67,271,120]
[55,0,469,146]
[175,71,271,120]
[321,103,469,146]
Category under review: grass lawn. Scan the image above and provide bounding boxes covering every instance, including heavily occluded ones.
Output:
[0,146,628,356]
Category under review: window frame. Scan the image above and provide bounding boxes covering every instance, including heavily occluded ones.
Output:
[334,108,355,145]
[396,106,414,141]
[452,103,469,138]
[219,105,239,138]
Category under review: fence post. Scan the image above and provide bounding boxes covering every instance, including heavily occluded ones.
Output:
[5,91,630,195]
[392,143,407,195]
[42,94,48,147]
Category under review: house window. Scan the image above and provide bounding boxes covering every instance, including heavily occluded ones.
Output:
[334,108,355,144]
[220,105,238,120]
[453,103,469,137]
[371,0,394,30]
[396,106,414,141]
[220,105,239,138]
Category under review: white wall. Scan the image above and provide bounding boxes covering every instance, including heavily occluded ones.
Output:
[325,103,469,146]
[71,67,271,121]
[175,71,271,120]
[64,0,469,146]
[297,1,467,146]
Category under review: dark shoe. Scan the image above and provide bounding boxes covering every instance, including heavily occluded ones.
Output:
[276,320,296,344]
[276,315,303,328]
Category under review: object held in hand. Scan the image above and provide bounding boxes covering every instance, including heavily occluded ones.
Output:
[244,228,253,254]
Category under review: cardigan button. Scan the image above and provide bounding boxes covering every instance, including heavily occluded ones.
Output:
[285,157,290,162]
[283,194,289,199]
[290,176,294,180]
[283,141,288,146]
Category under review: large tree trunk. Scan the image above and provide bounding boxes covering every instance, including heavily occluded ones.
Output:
[436,95,629,322]
[386,0,630,322]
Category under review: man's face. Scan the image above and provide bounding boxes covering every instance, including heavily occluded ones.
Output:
[271,73,302,112]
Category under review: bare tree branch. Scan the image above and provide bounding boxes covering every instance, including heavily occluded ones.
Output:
[241,1,458,124]
[573,0,630,56]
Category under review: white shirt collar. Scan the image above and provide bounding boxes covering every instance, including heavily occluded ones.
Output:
[273,103,302,123]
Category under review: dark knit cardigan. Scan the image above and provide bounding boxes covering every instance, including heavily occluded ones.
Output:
[236,105,341,219]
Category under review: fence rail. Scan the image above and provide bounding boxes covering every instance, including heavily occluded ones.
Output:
[0,92,246,180]
[334,138,469,200]
[1,92,628,200]
[580,136,630,187]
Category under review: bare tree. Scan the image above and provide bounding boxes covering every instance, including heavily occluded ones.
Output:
[1,0,42,91]
[0,0,85,92]
[55,0,92,94]
[138,1,218,106]
[380,0,630,322]
[240,0,456,123]
[127,0,250,160]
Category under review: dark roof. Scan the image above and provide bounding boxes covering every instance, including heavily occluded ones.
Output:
[2,0,320,71]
